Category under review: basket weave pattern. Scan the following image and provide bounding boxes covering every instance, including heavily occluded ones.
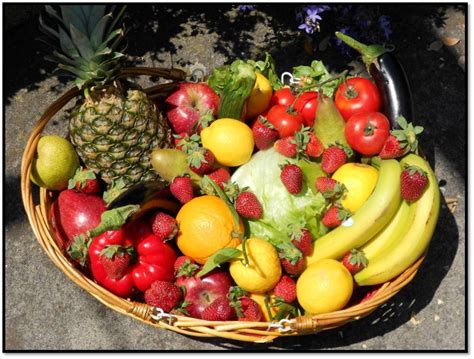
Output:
[20,67,425,343]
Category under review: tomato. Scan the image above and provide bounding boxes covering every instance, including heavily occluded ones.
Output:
[266,105,304,138]
[270,87,296,107]
[345,112,390,155]
[335,77,382,121]
[294,91,319,127]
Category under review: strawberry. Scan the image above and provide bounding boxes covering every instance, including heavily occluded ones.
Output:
[201,296,236,321]
[322,205,351,228]
[151,212,178,242]
[305,132,324,158]
[274,136,297,158]
[273,275,296,303]
[342,248,368,275]
[99,245,133,280]
[289,226,312,256]
[293,127,324,159]
[252,115,279,150]
[359,285,382,303]
[237,297,263,322]
[280,163,303,194]
[400,165,429,201]
[276,240,304,275]
[174,133,201,153]
[174,256,200,278]
[207,168,230,189]
[321,144,351,174]
[281,257,305,275]
[144,280,183,312]
[235,191,263,220]
[379,135,407,159]
[170,176,194,204]
[188,147,215,175]
[68,168,100,194]
[315,177,346,200]
[379,116,424,159]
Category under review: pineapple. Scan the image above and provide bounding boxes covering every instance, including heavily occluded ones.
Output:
[39,5,172,187]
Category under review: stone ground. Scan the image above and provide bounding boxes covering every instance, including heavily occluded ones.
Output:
[4,4,466,351]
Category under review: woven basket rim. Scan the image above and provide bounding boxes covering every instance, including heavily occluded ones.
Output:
[20,66,426,343]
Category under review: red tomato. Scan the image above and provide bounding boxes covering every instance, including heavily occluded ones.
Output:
[270,87,296,107]
[294,91,319,127]
[345,112,390,155]
[335,77,382,121]
[266,104,304,138]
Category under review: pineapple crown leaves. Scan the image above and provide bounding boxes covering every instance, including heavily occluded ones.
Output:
[176,259,200,278]
[67,234,92,267]
[99,244,134,260]
[67,167,96,190]
[348,248,368,267]
[39,5,127,89]
[391,116,424,153]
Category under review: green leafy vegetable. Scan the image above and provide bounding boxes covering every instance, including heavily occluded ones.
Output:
[292,60,341,97]
[197,248,242,277]
[247,52,283,90]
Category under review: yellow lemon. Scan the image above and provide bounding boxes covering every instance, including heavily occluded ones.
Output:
[201,118,254,167]
[229,237,282,294]
[245,72,273,119]
[332,163,378,213]
[296,259,353,315]
[250,293,277,321]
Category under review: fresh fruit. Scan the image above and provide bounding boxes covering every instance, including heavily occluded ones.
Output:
[176,195,243,264]
[322,205,351,228]
[379,116,424,159]
[266,104,304,137]
[296,259,353,315]
[306,159,402,265]
[151,149,201,186]
[175,269,233,319]
[205,168,230,189]
[50,190,106,251]
[165,82,220,135]
[245,72,273,119]
[68,168,100,194]
[280,256,305,275]
[235,297,263,321]
[270,87,295,107]
[188,148,215,175]
[334,77,382,121]
[400,165,429,202]
[332,163,379,213]
[294,91,319,127]
[273,275,297,303]
[151,212,178,242]
[99,245,133,280]
[289,226,312,256]
[170,176,194,204]
[30,135,80,191]
[235,191,263,220]
[379,135,407,159]
[41,6,174,187]
[201,118,254,167]
[252,116,279,150]
[303,132,324,158]
[201,296,236,321]
[345,112,390,155]
[249,293,277,321]
[280,163,303,194]
[174,256,200,278]
[274,136,297,158]
[315,177,346,200]
[355,154,440,286]
[229,237,282,294]
[342,249,368,275]
[321,145,350,174]
[312,96,349,148]
[144,280,183,312]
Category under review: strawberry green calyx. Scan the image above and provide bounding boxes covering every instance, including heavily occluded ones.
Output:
[228,286,247,318]
[276,241,303,265]
[68,234,92,267]
[391,116,424,154]
[287,221,306,242]
[100,244,135,260]
[260,116,275,129]
[176,133,201,154]
[404,164,427,178]
[187,148,208,168]
[176,258,200,278]
[68,167,96,190]
[348,248,368,267]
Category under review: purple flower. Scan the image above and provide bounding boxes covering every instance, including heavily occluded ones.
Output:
[297,5,330,34]
[237,5,256,12]
[378,15,392,39]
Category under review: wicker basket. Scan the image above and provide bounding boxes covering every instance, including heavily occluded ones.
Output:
[20,67,426,343]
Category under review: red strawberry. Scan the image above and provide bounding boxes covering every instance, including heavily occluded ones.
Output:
[281,257,305,275]
[280,163,303,194]
[237,297,263,321]
[315,177,346,200]
[294,128,324,159]
[68,168,100,194]
[274,136,297,158]
[400,165,429,201]
[188,148,215,175]
[289,227,312,256]
[379,116,424,159]
[235,191,263,220]
[151,212,178,242]
[201,296,236,321]
[379,135,407,159]
[322,205,351,228]
[174,256,200,278]
[321,145,350,174]
[360,285,382,303]
[170,176,194,204]
[273,275,296,303]
[174,133,201,153]
[342,248,368,275]
[305,133,324,158]
[144,280,183,312]
[207,168,230,189]
[252,116,279,150]
[99,245,133,280]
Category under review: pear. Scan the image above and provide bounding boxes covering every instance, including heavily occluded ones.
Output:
[30,135,80,190]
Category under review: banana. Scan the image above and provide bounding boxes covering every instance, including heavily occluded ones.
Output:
[307,159,402,265]
[354,154,440,286]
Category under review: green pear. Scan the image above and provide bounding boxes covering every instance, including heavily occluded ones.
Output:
[30,135,80,190]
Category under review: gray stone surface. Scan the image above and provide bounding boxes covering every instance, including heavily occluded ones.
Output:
[4,4,465,350]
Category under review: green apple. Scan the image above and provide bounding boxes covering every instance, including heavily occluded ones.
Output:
[30,135,80,190]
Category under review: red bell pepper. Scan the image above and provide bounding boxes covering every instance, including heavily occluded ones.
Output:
[89,218,177,298]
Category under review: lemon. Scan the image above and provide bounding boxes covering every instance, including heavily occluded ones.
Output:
[332,163,378,213]
[201,118,254,167]
[245,72,272,119]
[229,237,282,294]
[296,259,353,315]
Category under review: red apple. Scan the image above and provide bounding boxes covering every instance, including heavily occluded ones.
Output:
[175,269,233,319]
[50,189,107,251]
[165,83,220,135]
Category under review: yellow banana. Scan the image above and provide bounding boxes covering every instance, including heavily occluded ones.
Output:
[354,154,440,286]
[307,159,402,265]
